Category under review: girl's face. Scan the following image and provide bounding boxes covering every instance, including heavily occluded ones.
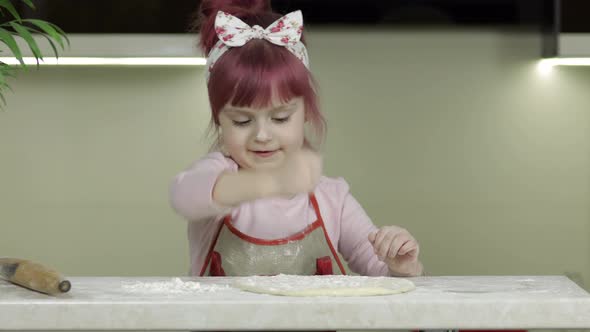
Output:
[218,96,305,170]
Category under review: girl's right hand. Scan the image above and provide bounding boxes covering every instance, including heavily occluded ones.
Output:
[271,148,322,196]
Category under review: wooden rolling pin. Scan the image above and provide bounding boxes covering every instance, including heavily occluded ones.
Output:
[0,258,71,295]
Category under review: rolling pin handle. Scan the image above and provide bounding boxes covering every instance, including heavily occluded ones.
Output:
[59,280,71,293]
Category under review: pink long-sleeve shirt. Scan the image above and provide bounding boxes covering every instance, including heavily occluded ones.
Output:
[170,152,390,277]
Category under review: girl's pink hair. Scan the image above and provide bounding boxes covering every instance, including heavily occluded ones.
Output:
[194,0,326,148]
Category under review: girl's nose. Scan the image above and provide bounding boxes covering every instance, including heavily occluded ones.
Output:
[255,123,272,142]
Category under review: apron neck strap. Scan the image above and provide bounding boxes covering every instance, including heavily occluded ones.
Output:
[308,193,322,221]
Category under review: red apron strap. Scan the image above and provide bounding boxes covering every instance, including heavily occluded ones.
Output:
[199,216,229,276]
[210,251,226,276]
[309,193,347,275]
[315,256,333,275]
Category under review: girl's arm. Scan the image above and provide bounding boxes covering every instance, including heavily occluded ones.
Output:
[212,169,277,207]
[369,226,424,277]
[337,186,423,277]
[338,191,391,276]
[169,153,234,221]
[213,148,323,207]
[171,149,322,220]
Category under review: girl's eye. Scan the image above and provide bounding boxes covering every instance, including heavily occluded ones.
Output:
[273,116,290,123]
[232,119,251,127]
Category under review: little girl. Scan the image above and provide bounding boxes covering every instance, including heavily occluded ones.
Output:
[170,0,423,278]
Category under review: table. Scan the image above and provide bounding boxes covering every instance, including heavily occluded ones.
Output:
[1,276,589,330]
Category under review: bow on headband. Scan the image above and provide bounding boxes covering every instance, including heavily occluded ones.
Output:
[205,10,310,82]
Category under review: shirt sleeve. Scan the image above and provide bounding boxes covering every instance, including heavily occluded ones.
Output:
[336,181,391,276]
[169,152,234,222]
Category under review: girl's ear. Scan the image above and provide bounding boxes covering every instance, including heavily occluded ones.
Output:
[218,136,230,156]
[220,145,230,157]
[215,127,229,156]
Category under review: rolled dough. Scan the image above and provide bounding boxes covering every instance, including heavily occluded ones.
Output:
[232,274,416,297]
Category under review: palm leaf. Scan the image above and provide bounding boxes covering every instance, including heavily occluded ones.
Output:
[23,19,69,49]
[0,0,22,21]
[0,80,10,90]
[0,72,9,107]
[0,27,24,66]
[0,63,15,90]
[10,22,42,63]
[0,2,68,108]
[0,91,7,107]
[0,63,16,82]
[0,71,13,89]
[19,0,35,10]
[21,24,64,59]
[34,29,59,59]
[0,61,16,77]
[20,24,63,60]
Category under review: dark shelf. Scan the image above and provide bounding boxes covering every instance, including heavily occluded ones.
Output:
[0,0,555,33]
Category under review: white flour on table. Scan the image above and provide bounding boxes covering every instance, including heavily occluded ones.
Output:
[122,278,229,293]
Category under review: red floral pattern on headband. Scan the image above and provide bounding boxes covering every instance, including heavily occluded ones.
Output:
[205,10,310,82]
[214,10,303,47]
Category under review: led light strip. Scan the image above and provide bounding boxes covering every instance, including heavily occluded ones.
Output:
[2,56,589,69]
[539,58,590,67]
[536,58,590,75]
[0,57,207,66]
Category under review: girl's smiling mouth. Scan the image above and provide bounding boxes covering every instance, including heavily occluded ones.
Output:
[251,150,278,158]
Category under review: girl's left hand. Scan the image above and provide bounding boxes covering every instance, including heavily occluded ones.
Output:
[369,226,423,277]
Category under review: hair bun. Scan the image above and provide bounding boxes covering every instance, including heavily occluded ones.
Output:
[197,0,272,54]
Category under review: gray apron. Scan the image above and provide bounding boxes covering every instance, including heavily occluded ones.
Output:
[200,193,346,276]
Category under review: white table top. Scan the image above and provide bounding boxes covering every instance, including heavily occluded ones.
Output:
[1,275,589,330]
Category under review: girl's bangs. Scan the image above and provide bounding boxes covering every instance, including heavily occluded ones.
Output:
[213,43,312,110]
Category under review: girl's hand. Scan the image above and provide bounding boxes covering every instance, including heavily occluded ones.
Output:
[271,148,322,197]
[369,226,423,277]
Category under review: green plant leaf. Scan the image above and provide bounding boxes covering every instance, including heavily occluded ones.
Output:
[0,27,24,66]
[0,61,15,74]
[0,63,15,93]
[0,3,68,109]
[19,0,35,10]
[0,0,22,21]
[0,70,14,108]
[22,25,61,59]
[1,69,16,78]
[48,22,68,42]
[10,22,42,64]
[0,82,10,92]
[0,91,7,108]
[0,61,16,77]
[0,70,11,87]
[30,27,60,59]
[23,19,69,49]
[0,76,8,107]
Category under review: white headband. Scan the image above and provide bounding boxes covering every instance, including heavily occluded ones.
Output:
[205,10,310,82]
